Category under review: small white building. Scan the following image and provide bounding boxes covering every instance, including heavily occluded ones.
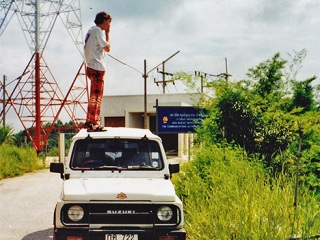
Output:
[101,93,202,159]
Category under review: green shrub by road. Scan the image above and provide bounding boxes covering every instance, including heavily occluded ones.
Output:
[0,144,43,180]
[173,144,320,240]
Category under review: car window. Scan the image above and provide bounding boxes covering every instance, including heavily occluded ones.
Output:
[70,139,163,170]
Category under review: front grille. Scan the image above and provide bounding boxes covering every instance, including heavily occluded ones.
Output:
[61,202,180,226]
[90,203,154,224]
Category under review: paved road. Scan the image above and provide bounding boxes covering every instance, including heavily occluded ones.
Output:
[0,169,62,240]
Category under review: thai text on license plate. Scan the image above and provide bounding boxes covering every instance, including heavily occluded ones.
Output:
[105,234,138,240]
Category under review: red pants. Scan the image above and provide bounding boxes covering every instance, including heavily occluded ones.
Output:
[86,67,105,125]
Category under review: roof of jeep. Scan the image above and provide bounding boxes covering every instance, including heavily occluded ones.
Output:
[73,127,161,141]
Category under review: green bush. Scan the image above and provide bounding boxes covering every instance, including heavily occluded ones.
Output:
[178,51,320,190]
[173,144,320,239]
[0,125,15,145]
[0,144,42,179]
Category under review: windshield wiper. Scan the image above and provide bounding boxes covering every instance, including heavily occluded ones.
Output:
[86,165,156,170]
[94,165,122,170]
[127,165,155,170]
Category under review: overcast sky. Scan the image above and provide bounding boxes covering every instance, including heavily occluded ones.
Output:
[0,0,319,127]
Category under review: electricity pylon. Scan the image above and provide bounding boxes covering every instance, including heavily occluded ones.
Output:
[0,0,88,152]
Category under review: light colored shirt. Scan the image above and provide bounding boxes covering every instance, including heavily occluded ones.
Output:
[84,26,110,71]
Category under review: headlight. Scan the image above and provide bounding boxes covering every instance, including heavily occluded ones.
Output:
[157,206,173,222]
[67,205,84,222]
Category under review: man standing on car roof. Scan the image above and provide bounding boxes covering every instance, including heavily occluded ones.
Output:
[84,11,112,131]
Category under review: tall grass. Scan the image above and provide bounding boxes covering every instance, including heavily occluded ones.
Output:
[173,144,320,239]
[0,144,43,179]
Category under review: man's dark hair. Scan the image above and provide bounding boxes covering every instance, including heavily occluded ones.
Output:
[94,12,112,25]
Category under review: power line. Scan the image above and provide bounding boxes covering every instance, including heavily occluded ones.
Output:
[195,58,232,92]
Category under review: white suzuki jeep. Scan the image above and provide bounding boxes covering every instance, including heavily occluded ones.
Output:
[50,127,186,240]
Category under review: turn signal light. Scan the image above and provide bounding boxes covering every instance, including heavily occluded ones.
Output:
[67,236,83,240]
[159,236,176,240]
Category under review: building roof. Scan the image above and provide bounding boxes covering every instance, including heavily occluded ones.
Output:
[101,92,203,117]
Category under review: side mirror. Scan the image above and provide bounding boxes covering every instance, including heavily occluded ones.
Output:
[169,162,180,175]
[50,162,64,179]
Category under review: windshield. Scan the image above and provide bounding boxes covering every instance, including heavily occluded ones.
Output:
[70,138,164,170]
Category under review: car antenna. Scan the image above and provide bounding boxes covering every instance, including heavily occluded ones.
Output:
[141,134,148,140]
[85,134,92,140]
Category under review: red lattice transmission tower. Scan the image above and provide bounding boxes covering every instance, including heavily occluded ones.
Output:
[0,0,88,152]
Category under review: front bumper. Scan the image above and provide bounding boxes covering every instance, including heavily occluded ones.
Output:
[54,228,186,240]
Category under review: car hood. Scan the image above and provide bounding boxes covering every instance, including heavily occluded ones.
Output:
[62,178,177,202]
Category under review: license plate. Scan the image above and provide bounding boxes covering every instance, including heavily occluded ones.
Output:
[105,234,138,240]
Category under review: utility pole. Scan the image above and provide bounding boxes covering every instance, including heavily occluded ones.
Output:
[225,58,231,85]
[155,67,174,94]
[294,122,303,207]
[225,58,228,84]
[154,51,180,94]
[143,59,148,129]
[162,61,166,93]
[2,75,6,127]
[194,72,205,93]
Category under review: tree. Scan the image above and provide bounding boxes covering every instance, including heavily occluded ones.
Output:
[215,85,257,153]
[291,77,317,112]
[0,125,15,145]
[13,120,78,154]
[247,52,287,99]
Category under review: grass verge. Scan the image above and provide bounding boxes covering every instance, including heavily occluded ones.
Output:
[0,144,43,180]
[172,144,320,239]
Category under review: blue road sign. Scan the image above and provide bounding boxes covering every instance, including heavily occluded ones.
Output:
[157,106,207,133]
